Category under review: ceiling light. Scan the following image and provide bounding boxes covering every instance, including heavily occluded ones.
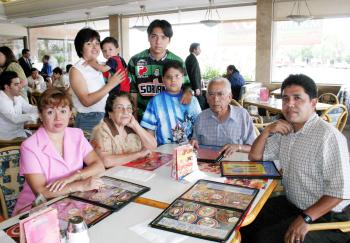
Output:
[287,0,313,24]
[130,5,150,31]
[200,0,221,27]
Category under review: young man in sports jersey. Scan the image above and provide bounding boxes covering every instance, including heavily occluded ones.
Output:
[128,19,192,119]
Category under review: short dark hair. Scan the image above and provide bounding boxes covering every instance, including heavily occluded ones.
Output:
[0,71,18,90]
[227,65,239,73]
[101,37,119,49]
[74,28,100,58]
[147,19,173,39]
[30,67,38,73]
[66,64,73,73]
[281,74,317,99]
[163,60,185,76]
[189,43,200,52]
[104,91,134,117]
[42,55,50,62]
[0,46,17,68]
[22,48,30,55]
[38,88,73,113]
[53,67,63,75]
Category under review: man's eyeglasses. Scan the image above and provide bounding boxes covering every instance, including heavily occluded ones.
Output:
[207,91,228,98]
[164,74,183,81]
[112,104,133,112]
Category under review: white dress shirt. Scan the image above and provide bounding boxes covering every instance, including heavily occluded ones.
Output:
[27,75,46,93]
[0,91,38,140]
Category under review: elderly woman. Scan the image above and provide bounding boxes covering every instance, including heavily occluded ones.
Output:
[0,46,28,101]
[91,92,157,168]
[70,28,125,133]
[13,88,105,215]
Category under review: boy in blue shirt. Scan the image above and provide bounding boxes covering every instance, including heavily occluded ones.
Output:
[141,61,201,145]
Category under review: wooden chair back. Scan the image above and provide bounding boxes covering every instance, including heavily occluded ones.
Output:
[321,104,348,132]
[319,93,339,105]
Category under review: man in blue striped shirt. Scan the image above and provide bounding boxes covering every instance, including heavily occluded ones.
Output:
[141,61,201,145]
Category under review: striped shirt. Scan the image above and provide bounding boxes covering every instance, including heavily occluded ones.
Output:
[264,113,350,212]
[192,105,256,147]
[141,91,201,145]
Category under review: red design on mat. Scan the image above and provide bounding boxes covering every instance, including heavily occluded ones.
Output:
[124,152,173,171]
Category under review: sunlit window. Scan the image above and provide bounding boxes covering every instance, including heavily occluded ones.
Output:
[272,17,350,84]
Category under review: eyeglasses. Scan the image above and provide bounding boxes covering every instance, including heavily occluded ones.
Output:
[164,74,183,81]
[112,104,133,112]
[207,91,228,98]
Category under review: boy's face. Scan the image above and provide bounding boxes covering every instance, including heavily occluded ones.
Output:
[148,27,170,57]
[102,42,118,59]
[163,67,183,94]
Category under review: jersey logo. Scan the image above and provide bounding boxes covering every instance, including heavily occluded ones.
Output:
[138,83,165,96]
[138,66,148,76]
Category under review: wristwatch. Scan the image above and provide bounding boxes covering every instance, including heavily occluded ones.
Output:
[300,212,313,224]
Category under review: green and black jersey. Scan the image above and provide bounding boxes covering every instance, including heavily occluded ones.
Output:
[128,49,190,117]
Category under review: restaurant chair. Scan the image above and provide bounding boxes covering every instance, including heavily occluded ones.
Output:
[0,138,25,148]
[0,146,24,219]
[230,99,243,107]
[319,93,339,105]
[321,104,348,132]
[83,130,92,141]
[29,95,38,106]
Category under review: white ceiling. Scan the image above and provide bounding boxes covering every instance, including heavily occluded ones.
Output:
[0,0,257,27]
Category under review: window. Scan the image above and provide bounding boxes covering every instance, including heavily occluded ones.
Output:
[29,19,109,70]
[128,5,256,81]
[272,17,350,85]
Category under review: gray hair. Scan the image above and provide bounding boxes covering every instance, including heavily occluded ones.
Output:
[207,77,232,94]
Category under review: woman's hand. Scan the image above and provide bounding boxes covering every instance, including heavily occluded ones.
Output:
[125,113,139,130]
[108,70,126,88]
[46,175,76,192]
[81,177,104,192]
[137,149,152,159]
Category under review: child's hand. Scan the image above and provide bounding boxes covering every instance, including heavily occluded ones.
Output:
[108,70,126,88]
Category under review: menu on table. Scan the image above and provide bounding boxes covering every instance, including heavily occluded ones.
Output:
[150,179,258,242]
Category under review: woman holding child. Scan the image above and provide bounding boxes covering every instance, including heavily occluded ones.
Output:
[69,28,125,132]
[91,92,157,168]
[13,88,105,215]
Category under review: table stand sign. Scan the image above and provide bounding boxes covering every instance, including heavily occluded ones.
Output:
[171,144,196,181]
[19,207,60,243]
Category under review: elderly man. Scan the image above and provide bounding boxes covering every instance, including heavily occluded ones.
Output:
[242,74,350,243]
[0,71,38,140]
[190,77,255,156]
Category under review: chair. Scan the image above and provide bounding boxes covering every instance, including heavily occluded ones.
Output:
[321,104,348,132]
[29,95,38,105]
[319,93,339,105]
[230,99,243,107]
[0,138,25,148]
[0,146,24,219]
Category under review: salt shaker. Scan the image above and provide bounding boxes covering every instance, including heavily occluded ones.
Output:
[66,216,89,243]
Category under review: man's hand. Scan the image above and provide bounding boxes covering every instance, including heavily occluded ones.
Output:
[284,216,310,243]
[265,119,294,136]
[180,89,192,104]
[189,139,199,149]
[220,144,240,157]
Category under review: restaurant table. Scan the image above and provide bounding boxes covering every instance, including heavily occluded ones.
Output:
[0,144,276,243]
[0,201,240,243]
[105,144,278,226]
[244,99,332,115]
